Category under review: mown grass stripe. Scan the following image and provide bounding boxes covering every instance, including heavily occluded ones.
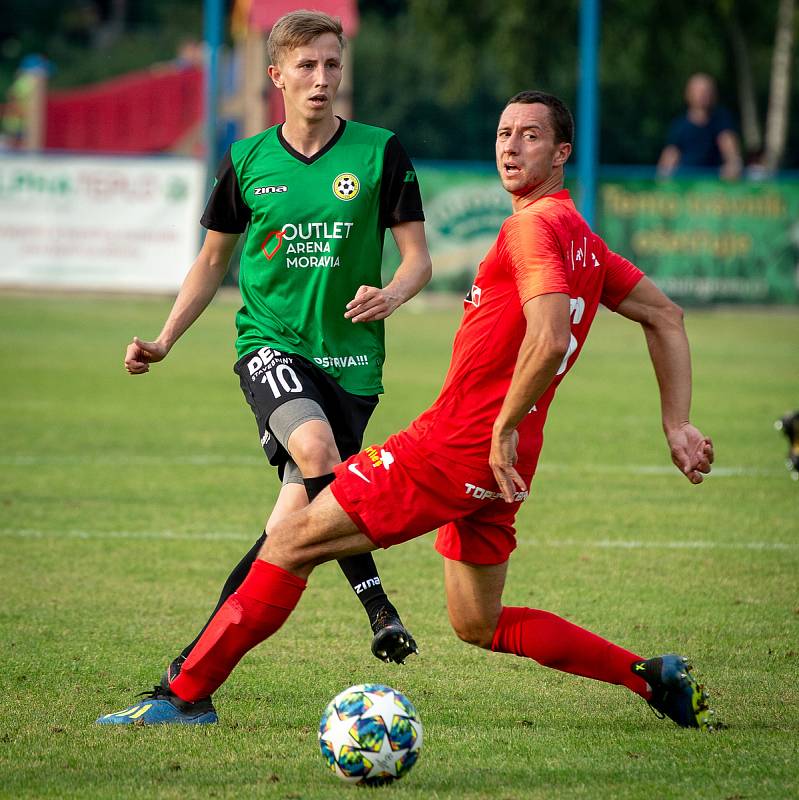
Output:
[0,454,787,477]
[2,527,795,550]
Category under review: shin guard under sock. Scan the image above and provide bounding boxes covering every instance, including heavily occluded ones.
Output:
[491,606,650,698]
[179,531,267,661]
[169,560,306,702]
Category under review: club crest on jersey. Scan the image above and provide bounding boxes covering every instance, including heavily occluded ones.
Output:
[332,172,360,201]
[465,283,482,308]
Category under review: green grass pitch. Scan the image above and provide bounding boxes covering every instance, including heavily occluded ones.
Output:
[0,292,797,799]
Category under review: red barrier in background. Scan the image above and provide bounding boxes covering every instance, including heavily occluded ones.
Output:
[45,66,203,154]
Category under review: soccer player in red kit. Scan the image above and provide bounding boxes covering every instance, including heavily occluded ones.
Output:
[99,91,716,730]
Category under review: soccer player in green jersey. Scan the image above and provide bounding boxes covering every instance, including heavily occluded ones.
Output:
[121,10,431,721]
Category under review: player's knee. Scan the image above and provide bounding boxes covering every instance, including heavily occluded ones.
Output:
[261,510,315,573]
[289,432,340,475]
[450,616,496,650]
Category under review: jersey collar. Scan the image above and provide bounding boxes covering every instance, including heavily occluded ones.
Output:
[518,188,571,210]
[277,117,347,165]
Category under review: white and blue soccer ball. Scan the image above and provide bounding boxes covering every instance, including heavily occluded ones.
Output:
[318,683,422,785]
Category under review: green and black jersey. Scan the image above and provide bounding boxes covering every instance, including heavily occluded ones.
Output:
[201,118,424,396]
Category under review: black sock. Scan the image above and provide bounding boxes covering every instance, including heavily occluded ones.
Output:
[337,554,398,627]
[303,472,397,627]
[178,530,267,661]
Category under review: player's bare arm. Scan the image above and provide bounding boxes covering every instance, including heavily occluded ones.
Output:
[124,230,240,374]
[656,144,680,178]
[344,221,431,323]
[490,293,571,501]
[615,276,714,483]
[717,129,743,180]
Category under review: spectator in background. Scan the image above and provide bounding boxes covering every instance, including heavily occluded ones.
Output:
[657,73,742,180]
[173,39,204,69]
[0,54,50,150]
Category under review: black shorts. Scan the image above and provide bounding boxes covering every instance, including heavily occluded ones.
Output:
[234,347,378,478]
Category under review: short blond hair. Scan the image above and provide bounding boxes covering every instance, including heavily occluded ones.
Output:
[267,10,345,66]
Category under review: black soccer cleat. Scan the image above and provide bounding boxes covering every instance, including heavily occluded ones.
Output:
[631,654,716,730]
[161,654,187,691]
[775,410,799,479]
[370,607,419,664]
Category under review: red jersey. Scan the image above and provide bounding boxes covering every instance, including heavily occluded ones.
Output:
[406,190,643,469]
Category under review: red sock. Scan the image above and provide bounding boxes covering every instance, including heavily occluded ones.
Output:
[491,606,650,698]
[170,560,306,702]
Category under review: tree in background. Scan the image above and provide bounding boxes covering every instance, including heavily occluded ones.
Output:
[393,0,796,167]
[0,0,202,92]
[0,0,795,167]
[763,0,795,170]
[720,0,795,171]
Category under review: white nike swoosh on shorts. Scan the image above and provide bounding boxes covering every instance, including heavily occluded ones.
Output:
[348,463,371,483]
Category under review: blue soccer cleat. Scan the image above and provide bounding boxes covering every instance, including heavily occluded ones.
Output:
[96,684,218,725]
[631,654,716,730]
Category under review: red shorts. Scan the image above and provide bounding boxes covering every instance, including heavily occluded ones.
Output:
[330,432,535,565]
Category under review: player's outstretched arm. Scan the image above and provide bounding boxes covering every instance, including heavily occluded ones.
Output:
[615,276,714,483]
[490,293,572,502]
[124,231,240,374]
[344,221,431,323]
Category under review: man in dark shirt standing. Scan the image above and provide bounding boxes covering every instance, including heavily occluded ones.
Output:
[657,73,742,179]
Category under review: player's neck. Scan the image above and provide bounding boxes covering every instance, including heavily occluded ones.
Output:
[687,107,710,126]
[511,172,564,212]
[280,113,341,158]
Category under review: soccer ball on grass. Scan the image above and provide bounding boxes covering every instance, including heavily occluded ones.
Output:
[318,683,422,785]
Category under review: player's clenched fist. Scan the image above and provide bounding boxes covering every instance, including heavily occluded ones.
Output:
[125,336,168,374]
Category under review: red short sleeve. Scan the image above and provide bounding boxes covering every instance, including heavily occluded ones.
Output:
[599,244,644,310]
[501,213,570,306]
